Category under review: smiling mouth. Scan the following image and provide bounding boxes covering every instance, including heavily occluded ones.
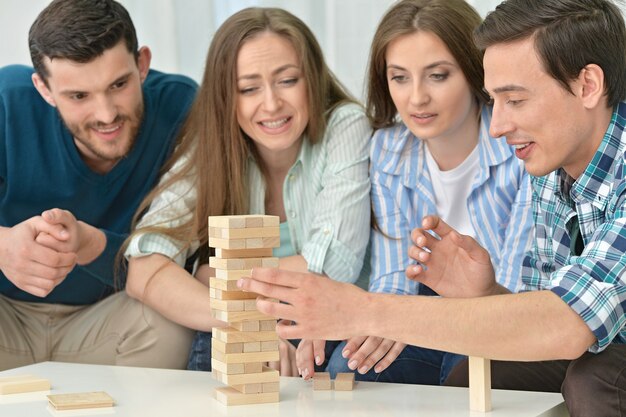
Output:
[513,143,531,150]
[93,124,122,134]
[260,117,290,129]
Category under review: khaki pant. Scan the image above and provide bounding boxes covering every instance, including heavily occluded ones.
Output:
[0,292,194,371]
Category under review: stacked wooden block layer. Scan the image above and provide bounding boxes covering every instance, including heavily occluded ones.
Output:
[208,215,281,406]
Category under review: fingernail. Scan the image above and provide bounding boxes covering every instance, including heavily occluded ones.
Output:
[348,360,357,370]
[298,368,302,376]
[342,349,350,358]
[374,365,382,373]
[315,355,322,365]
[59,229,68,238]
[358,366,368,374]
[413,265,420,272]
[303,368,309,378]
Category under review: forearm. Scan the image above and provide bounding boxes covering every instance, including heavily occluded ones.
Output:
[127,254,226,331]
[363,290,595,361]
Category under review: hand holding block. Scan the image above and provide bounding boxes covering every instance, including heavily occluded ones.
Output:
[0,375,50,394]
[469,356,491,412]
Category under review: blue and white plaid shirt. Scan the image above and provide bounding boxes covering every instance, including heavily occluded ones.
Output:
[524,102,626,353]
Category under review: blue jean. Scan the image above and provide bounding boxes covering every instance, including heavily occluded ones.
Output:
[187,331,212,371]
[326,340,465,385]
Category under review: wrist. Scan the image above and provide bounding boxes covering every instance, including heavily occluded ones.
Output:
[76,221,106,265]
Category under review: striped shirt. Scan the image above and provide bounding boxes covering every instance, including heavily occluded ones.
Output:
[126,103,372,285]
[524,102,626,352]
[370,105,533,295]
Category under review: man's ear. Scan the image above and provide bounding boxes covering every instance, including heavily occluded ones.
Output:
[577,64,606,109]
[137,46,152,84]
[32,73,57,107]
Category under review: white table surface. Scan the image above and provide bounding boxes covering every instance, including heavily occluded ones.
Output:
[0,362,568,417]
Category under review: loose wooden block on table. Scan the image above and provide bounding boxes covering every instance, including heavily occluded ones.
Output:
[208,215,279,229]
[313,372,332,391]
[47,391,114,411]
[213,327,278,343]
[334,373,355,391]
[0,375,50,394]
[214,386,279,406]
[469,356,492,412]
[210,257,278,270]
[213,366,279,385]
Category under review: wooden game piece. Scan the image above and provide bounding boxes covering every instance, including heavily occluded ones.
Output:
[211,348,279,364]
[211,309,274,323]
[209,226,280,239]
[210,298,245,312]
[260,320,277,331]
[209,277,240,291]
[260,340,280,352]
[469,356,492,412]
[212,327,278,343]
[261,382,280,393]
[214,386,279,406]
[212,338,244,354]
[231,383,263,394]
[244,362,263,374]
[313,372,331,390]
[213,366,279,386]
[215,247,273,259]
[47,391,114,411]
[243,341,261,353]
[209,215,278,229]
[230,320,261,332]
[215,268,252,280]
[244,299,258,311]
[334,373,355,391]
[211,359,245,375]
[244,237,280,249]
[210,257,279,270]
[0,375,50,394]
[210,287,258,301]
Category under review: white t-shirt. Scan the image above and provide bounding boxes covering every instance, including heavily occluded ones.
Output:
[424,144,480,239]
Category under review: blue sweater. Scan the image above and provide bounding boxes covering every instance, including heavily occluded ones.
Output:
[0,65,197,305]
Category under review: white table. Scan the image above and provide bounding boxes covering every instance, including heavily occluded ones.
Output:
[0,362,568,417]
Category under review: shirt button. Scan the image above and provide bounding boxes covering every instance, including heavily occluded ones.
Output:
[290,211,297,218]
[323,229,330,235]
[288,174,296,181]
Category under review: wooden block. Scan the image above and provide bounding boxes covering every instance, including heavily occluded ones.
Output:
[212,338,243,354]
[211,359,244,375]
[210,298,244,312]
[231,321,260,332]
[244,299,258,311]
[262,216,280,227]
[211,309,274,323]
[209,277,239,291]
[243,341,261,353]
[47,391,114,411]
[260,320,277,331]
[215,247,273,259]
[215,269,252,280]
[262,382,280,393]
[210,236,280,250]
[313,372,331,390]
[210,288,257,300]
[244,362,263,374]
[469,356,492,412]
[213,366,279,385]
[210,257,279,270]
[231,383,263,394]
[209,215,278,229]
[334,373,355,391]
[209,226,279,239]
[261,340,280,352]
[211,348,279,364]
[214,386,279,406]
[0,375,50,394]
[213,327,278,343]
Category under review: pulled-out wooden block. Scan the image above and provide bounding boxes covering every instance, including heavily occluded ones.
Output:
[214,386,279,406]
[469,356,492,412]
[213,366,279,386]
[215,247,273,259]
[211,348,279,364]
[47,391,114,411]
[334,373,355,391]
[210,257,279,270]
[313,372,331,390]
[213,327,278,343]
[0,375,50,394]
[210,288,257,300]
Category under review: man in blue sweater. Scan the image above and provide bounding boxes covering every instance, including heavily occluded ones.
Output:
[0,0,197,370]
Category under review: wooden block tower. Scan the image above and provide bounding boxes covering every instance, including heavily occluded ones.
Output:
[208,215,281,406]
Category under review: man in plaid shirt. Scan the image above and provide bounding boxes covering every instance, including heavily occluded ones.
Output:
[238,0,626,415]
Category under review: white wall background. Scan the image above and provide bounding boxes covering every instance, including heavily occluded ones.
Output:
[0,0,504,98]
